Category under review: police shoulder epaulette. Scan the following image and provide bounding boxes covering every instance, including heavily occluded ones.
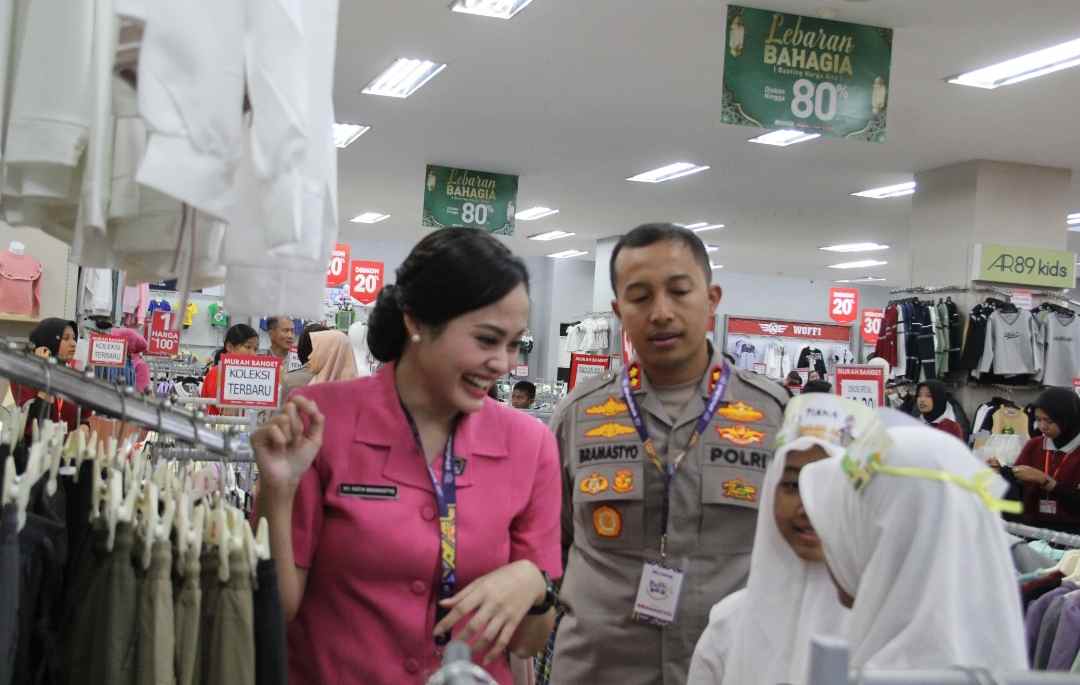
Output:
[565,371,619,405]
[734,368,789,411]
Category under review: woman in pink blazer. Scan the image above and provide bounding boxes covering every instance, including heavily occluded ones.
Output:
[252,229,562,685]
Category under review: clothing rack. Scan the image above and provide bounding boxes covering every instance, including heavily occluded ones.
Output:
[152,445,255,463]
[1004,521,1080,549]
[0,341,247,459]
[806,636,1075,684]
[889,284,1015,299]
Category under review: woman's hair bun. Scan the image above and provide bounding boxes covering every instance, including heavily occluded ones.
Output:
[367,284,407,362]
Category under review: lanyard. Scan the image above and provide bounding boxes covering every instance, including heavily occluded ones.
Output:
[401,405,460,647]
[620,362,732,558]
[1044,449,1076,482]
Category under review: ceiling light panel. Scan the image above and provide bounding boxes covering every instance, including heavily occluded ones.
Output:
[516,206,560,221]
[679,222,725,233]
[548,249,588,259]
[948,36,1080,89]
[333,123,370,149]
[819,242,890,253]
[748,129,821,147]
[1068,212,1080,225]
[362,59,446,98]
[851,181,916,199]
[449,0,534,19]
[828,259,888,270]
[627,162,710,184]
[705,245,720,253]
[836,276,887,283]
[710,263,724,270]
[528,230,575,241]
[349,212,391,224]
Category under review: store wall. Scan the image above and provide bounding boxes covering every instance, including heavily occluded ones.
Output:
[713,271,891,325]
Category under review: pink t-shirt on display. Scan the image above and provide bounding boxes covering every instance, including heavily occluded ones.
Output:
[287,365,563,685]
[0,250,41,316]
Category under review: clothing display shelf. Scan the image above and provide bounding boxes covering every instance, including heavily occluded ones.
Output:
[890,284,1017,299]
[806,636,1077,684]
[0,340,248,460]
[1005,521,1080,550]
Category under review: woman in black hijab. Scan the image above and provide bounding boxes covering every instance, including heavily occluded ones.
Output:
[14,318,87,431]
[914,380,964,440]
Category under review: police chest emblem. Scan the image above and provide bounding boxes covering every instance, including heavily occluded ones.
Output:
[593,505,622,538]
[580,472,609,495]
[585,423,637,439]
[721,478,758,503]
[718,401,765,423]
[585,397,628,418]
[612,469,634,493]
[715,425,765,446]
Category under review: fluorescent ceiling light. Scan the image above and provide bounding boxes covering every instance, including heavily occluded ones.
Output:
[819,242,890,253]
[710,263,724,270]
[747,129,821,147]
[828,259,888,270]
[627,162,710,184]
[528,230,575,241]
[362,59,447,98]
[349,212,391,224]
[333,123,370,149]
[679,222,725,233]
[449,0,534,19]
[836,276,887,283]
[948,36,1080,89]
[851,181,916,199]
[705,245,720,253]
[548,249,588,259]
[516,206,560,221]
[1068,212,1080,225]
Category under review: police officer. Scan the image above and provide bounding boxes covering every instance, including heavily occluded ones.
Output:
[550,224,788,684]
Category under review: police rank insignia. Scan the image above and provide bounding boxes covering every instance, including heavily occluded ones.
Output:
[580,472,609,496]
[715,425,765,446]
[585,397,629,417]
[612,469,634,493]
[717,401,765,423]
[628,363,642,391]
[585,423,637,439]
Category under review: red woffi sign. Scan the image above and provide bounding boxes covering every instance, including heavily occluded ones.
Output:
[726,316,851,342]
[146,311,181,357]
[217,354,283,409]
[88,333,128,368]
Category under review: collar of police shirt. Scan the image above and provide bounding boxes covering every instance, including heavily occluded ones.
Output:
[651,378,701,424]
[627,343,730,432]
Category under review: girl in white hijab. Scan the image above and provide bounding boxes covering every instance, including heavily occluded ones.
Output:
[799,409,1027,671]
[688,394,860,685]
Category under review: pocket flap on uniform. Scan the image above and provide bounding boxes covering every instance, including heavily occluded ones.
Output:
[572,463,644,504]
[702,463,766,510]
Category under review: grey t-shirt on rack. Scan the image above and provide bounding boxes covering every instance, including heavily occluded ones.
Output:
[978,309,1041,377]
[1040,313,1080,387]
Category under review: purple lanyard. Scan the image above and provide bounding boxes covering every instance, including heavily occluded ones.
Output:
[620,363,731,557]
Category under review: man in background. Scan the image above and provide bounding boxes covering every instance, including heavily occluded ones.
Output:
[512,380,537,409]
[266,315,295,360]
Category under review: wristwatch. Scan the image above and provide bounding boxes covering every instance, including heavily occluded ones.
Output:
[528,570,558,615]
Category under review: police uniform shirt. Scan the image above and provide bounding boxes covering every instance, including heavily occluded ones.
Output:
[549,345,787,685]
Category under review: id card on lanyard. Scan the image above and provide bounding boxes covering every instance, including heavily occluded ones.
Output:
[402,404,460,648]
[621,362,731,625]
[1040,449,1074,516]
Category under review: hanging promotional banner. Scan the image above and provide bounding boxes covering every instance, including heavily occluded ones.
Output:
[860,308,884,346]
[569,353,611,390]
[422,164,519,235]
[326,243,351,287]
[350,260,385,305]
[835,364,885,408]
[88,333,128,367]
[726,316,852,342]
[146,311,181,358]
[828,287,860,324]
[722,5,893,142]
[217,354,283,409]
[973,243,1076,289]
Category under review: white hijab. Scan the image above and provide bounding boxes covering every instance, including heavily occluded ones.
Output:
[694,394,855,685]
[799,410,1027,671]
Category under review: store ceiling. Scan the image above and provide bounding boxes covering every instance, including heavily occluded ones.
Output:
[332,0,1080,287]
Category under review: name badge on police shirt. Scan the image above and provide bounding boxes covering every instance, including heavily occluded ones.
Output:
[1040,499,1058,515]
[632,561,685,626]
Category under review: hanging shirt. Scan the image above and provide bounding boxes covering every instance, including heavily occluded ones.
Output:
[182,301,198,328]
[1040,312,1080,388]
[979,309,1041,377]
[0,250,42,317]
[796,347,827,377]
[208,302,230,328]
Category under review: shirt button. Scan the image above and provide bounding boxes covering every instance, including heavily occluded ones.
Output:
[411,580,426,595]
[421,505,435,520]
[404,658,420,674]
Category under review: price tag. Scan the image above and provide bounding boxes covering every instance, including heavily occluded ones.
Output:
[89,333,128,367]
[147,311,181,357]
[218,354,283,408]
[350,260,385,305]
[326,243,351,287]
[861,308,884,346]
[1011,289,1033,309]
[834,365,885,408]
[514,365,529,377]
[828,287,860,324]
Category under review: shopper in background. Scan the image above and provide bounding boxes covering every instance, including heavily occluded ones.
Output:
[15,317,87,430]
[201,323,260,415]
[266,315,295,360]
[801,380,832,394]
[550,224,788,685]
[994,387,1080,533]
[688,394,850,685]
[111,326,151,394]
[252,228,561,685]
[914,380,964,440]
[800,412,1026,671]
[305,330,357,385]
[511,380,536,409]
[282,323,329,398]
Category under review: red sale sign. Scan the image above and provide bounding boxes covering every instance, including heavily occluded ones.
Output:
[326,243,351,287]
[147,311,181,357]
[828,287,860,324]
[835,364,885,408]
[350,260,384,305]
[860,308,884,346]
[569,353,611,390]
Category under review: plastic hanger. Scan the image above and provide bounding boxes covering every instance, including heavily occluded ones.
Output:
[1055,550,1080,577]
[8,441,48,532]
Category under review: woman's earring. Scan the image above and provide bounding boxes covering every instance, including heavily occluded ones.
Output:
[410,334,421,344]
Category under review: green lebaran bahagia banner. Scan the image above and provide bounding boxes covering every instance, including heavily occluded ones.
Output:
[722,5,893,143]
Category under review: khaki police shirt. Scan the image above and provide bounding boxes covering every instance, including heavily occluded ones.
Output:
[550,347,787,685]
